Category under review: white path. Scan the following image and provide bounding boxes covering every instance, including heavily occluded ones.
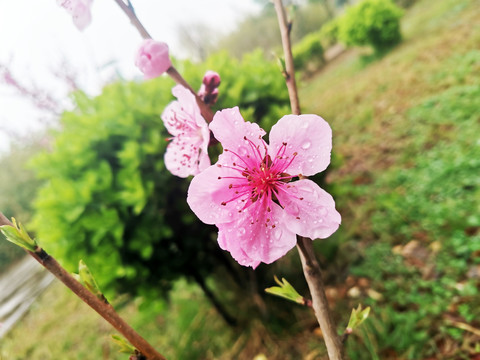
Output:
[0,256,55,339]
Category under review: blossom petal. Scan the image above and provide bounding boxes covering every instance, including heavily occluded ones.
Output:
[71,3,92,31]
[210,107,266,156]
[216,198,296,268]
[162,86,205,136]
[187,165,245,225]
[58,0,92,31]
[269,114,332,176]
[171,85,202,126]
[276,179,341,239]
[217,228,261,268]
[164,135,210,178]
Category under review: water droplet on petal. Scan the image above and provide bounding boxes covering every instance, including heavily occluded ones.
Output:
[238,146,248,156]
[273,228,283,240]
[289,203,300,216]
[302,141,311,150]
[300,185,313,193]
[238,227,246,236]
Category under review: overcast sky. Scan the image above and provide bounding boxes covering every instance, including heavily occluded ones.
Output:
[0,0,261,153]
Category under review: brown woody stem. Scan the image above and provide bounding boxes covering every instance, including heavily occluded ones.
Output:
[273,0,301,115]
[112,0,214,122]
[297,236,344,360]
[0,212,166,360]
[272,1,344,359]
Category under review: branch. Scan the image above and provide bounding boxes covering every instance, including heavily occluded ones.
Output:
[0,212,167,360]
[272,0,301,116]
[297,237,344,360]
[112,0,151,39]
[272,1,344,358]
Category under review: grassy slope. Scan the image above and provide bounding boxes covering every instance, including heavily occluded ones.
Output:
[0,279,234,360]
[1,0,479,359]
[300,0,480,358]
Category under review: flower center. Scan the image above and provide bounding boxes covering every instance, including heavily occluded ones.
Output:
[218,137,298,210]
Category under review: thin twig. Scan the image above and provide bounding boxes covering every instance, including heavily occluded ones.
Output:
[272,0,301,115]
[272,1,344,359]
[297,237,344,360]
[113,0,151,39]
[112,0,214,122]
[0,212,166,360]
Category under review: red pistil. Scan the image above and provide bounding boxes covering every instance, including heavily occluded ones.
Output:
[218,136,301,213]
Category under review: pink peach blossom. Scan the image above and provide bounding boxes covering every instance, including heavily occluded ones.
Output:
[187,107,341,268]
[161,85,210,178]
[57,0,93,31]
[135,39,171,79]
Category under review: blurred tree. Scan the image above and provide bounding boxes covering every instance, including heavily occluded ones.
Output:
[216,2,332,59]
[176,22,218,62]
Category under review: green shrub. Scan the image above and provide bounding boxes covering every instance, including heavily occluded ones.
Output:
[338,0,403,52]
[292,31,325,72]
[29,50,290,305]
[394,0,417,8]
[319,18,340,48]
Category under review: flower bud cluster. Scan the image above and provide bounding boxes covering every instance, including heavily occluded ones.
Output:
[198,71,221,105]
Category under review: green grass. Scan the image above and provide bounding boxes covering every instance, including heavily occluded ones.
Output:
[0,279,234,360]
[2,0,479,358]
[300,0,480,358]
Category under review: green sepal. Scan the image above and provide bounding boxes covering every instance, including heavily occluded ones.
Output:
[78,259,105,301]
[346,304,371,333]
[265,275,305,305]
[276,56,287,76]
[0,218,37,251]
[110,334,136,354]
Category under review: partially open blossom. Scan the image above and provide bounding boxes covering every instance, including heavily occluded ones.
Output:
[198,70,221,105]
[161,85,210,178]
[135,39,172,79]
[57,0,93,31]
[187,108,341,268]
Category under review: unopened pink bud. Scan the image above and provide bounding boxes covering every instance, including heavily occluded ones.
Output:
[202,70,221,89]
[135,39,172,79]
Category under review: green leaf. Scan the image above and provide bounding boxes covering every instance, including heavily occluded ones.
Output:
[0,217,37,251]
[78,259,105,301]
[110,334,136,354]
[346,304,371,333]
[265,275,306,305]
